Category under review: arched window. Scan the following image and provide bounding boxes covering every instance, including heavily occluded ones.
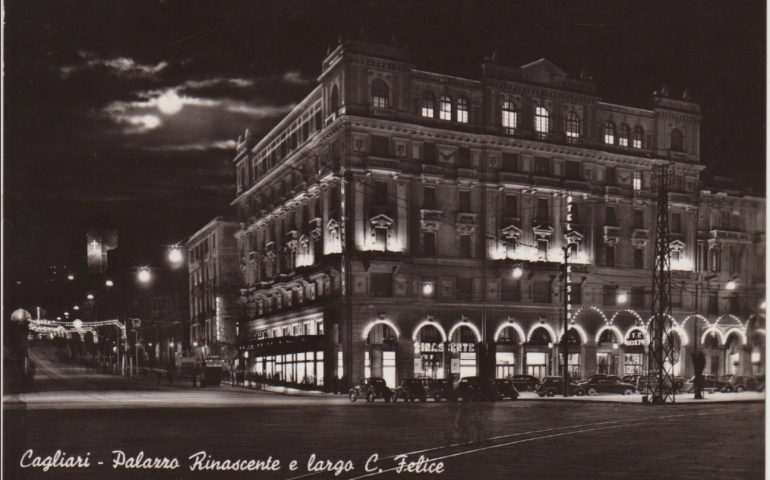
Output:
[456,97,469,123]
[502,101,518,135]
[421,92,434,118]
[371,79,389,108]
[439,95,452,121]
[671,128,683,151]
[618,124,630,147]
[604,121,616,145]
[565,111,580,143]
[330,85,339,114]
[534,106,549,138]
[633,126,644,149]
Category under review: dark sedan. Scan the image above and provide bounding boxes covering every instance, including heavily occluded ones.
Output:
[510,374,541,392]
[454,376,498,402]
[349,377,393,403]
[423,378,455,402]
[394,379,427,402]
[493,379,519,400]
[536,376,582,397]
[576,375,636,395]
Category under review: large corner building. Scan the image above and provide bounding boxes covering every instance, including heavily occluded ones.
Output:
[221,40,764,390]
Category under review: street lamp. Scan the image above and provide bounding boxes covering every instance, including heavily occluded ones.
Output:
[67,274,75,281]
[73,305,80,311]
[105,279,114,287]
[72,319,83,329]
[168,246,184,267]
[512,266,523,279]
[86,294,94,300]
[725,280,737,291]
[617,291,628,305]
[137,267,152,284]
[422,282,434,296]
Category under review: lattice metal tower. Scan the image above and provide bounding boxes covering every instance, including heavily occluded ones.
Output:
[647,164,676,404]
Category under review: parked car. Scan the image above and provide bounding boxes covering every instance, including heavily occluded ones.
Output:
[721,375,763,393]
[510,374,541,392]
[349,377,393,403]
[683,374,730,393]
[576,375,637,395]
[424,378,456,402]
[454,376,498,402]
[493,379,520,400]
[395,378,427,402]
[637,375,686,394]
[536,376,582,397]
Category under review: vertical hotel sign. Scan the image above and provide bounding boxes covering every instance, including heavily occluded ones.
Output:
[565,195,575,321]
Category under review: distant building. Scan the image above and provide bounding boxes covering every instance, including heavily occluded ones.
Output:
[228,39,765,390]
[186,217,241,358]
[86,228,118,274]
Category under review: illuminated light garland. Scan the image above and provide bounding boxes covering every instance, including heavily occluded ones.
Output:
[700,327,726,346]
[571,306,609,324]
[361,318,400,341]
[594,325,624,345]
[527,323,557,343]
[723,327,748,346]
[493,321,526,343]
[714,314,745,328]
[609,309,645,326]
[559,324,588,344]
[447,321,482,343]
[412,319,447,343]
[680,314,711,330]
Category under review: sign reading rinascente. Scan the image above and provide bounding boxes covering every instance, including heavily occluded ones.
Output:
[415,342,475,353]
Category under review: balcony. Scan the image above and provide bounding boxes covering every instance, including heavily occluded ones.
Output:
[709,229,752,243]
[420,209,442,222]
[457,168,477,180]
[369,106,394,118]
[603,226,621,245]
[499,171,530,185]
[531,174,561,188]
[421,164,442,176]
[366,155,399,172]
[456,212,478,226]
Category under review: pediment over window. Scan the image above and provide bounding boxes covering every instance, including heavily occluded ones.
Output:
[501,224,522,240]
[670,239,685,252]
[533,225,554,239]
[564,229,583,245]
[603,226,621,246]
[631,229,650,248]
[327,218,340,234]
[370,213,394,229]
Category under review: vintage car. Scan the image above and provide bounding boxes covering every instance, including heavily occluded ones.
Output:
[423,378,456,402]
[509,374,541,392]
[394,378,427,402]
[493,379,520,400]
[575,374,637,395]
[349,377,393,403]
[454,376,498,402]
[536,376,582,397]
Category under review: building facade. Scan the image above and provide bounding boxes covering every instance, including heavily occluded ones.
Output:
[230,40,765,390]
[187,217,241,358]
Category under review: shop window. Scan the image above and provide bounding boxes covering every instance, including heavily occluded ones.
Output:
[456,97,469,123]
[534,106,550,139]
[364,351,371,379]
[371,79,389,108]
[526,352,548,379]
[597,352,618,375]
[370,273,393,297]
[502,101,518,134]
[565,111,580,143]
[496,352,515,379]
[439,96,452,121]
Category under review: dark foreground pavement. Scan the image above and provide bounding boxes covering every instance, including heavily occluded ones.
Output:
[3,346,765,480]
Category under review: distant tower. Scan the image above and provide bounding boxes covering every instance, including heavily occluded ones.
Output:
[86,228,118,274]
[647,165,676,404]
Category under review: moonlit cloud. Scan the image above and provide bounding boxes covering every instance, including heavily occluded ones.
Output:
[61,51,168,78]
[281,70,312,85]
[120,114,162,133]
[225,102,296,117]
[139,139,238,152]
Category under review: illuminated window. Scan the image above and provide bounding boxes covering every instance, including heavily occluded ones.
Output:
[604,121,616,145]
[633,171,642,191]
[502,101,518,134]
[619,124,630,147]
[534,106,549,138]
[565,111,580,143]
[439,96,452,120]
[671,128,683,151]
[371,79,389,108]
[457,97,469,123]
[421,93,434,118]
[633,126,644,148]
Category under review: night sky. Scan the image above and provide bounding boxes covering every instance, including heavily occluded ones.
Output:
[4,0,766,291]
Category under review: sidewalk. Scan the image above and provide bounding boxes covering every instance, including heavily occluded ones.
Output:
[517,391,765,404]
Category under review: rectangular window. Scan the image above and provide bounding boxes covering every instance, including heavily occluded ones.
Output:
[370,135,389,156]
[459,191,471,212]
[533,281,551,304]
[421,98,434,118]
[633,248,644,269]
[671,212,683,233]
[606,207,617,226]
[423,231,436,256]
[569,282,582,305]
[729,294,739,313]
[456,278,472,301]
[536,199,549,224]
[603,285,618,307]
[503,195,518,218]
[501,277,521,302]
[373,181,388,206]
[565,161,581,180]
[459,235,472,258]
[439,98,452,120]
[374,227,388,251]
[496,352,515,379]
[605,245,616,267]
[633,209,644,229]
[631,287,645,308]
[423,187,437,209]
[501,153,519,173]
[458,148,471,168]
[606,167,617,185]
[708,293,719,315]
[633,171,642,191]
[534,157,551,176]
[370,273,393,297]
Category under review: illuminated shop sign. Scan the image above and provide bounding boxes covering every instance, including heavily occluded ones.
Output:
[626,330,645,346]
[415,342,475,353]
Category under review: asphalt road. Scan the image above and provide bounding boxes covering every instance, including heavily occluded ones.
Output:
[3,346,765,480]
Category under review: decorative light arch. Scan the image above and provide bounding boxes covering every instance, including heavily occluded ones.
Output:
[609,309,644,325]
[448,321,482,343]
[594,325,624,345]
[361,319,401,341]
[667,324,689,346]
[714,314,744,328]
[527,323,557,343]
[723,327,748,346]
[646,314,678,328]
[700,327,726,346]
[681,314,711,330]
[624,326,648,345]
[571,306,608,324]
[493,321,526,343]
[412,319,447,343]
[559,324,588,344]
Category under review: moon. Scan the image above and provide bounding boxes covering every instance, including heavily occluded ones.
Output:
[157,90,183,115]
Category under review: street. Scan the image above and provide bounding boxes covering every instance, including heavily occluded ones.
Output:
[3,346,764,480]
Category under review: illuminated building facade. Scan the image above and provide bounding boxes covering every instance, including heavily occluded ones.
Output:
[187,217,241,358]
[86,228,118,274]
[231,39,765,389]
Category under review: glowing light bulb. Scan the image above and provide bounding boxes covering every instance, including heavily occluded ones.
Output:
[137,267,152,284]
[105,279,114,287]
[512,266,523,279]
[422,282,434,296]
[168,246,183,266]
[725,280,737,291]
[617,292,628,304]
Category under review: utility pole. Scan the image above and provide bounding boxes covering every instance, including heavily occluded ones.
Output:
[648,164,676,404]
